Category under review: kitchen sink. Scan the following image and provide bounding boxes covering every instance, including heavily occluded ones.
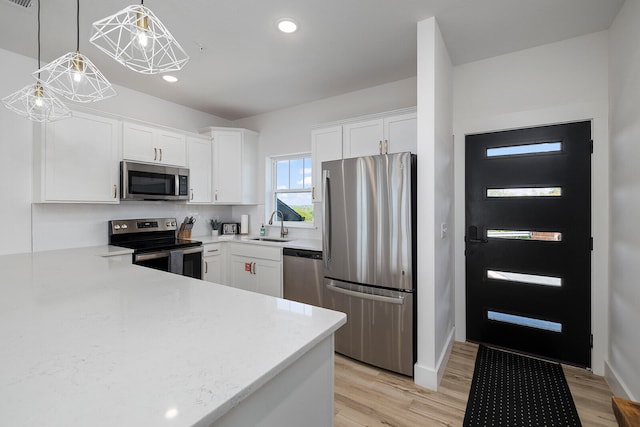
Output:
[250,237,291,243]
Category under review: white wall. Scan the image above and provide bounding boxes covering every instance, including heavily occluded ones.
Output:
[0,48,34,255]
[607,0,640,401]
[0,46,232,253]
[452,31,610,375]
[231,77,417,238]
[414,17,455,391]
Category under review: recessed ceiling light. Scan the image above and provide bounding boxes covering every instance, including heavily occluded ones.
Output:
[277,18,298,34]
[162,75,178,83]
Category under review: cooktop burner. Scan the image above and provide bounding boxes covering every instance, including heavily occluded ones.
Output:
[108,218,201,252]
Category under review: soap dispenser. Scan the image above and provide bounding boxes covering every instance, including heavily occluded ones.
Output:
[260,224,266,236]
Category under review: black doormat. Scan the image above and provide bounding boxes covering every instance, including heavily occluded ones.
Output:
[463,345,582,427]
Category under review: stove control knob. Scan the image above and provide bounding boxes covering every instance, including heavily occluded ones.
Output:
[121,224,128,229]
[171,221,176,226]
[113,224,121,230]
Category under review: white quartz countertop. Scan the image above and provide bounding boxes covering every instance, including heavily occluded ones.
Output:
[194,235,322,251]
[0,247,344,427]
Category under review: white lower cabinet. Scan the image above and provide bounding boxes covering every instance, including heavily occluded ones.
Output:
[227,243,282,297]
[202,243,225,284]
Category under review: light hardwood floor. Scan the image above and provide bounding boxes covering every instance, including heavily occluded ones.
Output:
[334,341,617,427]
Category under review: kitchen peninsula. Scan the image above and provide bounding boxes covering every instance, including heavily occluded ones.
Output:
[0,247,345,427]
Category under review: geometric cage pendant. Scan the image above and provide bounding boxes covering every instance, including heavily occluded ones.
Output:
[2,80,71,122]
[90,4,189,74]
[34,51,117,103]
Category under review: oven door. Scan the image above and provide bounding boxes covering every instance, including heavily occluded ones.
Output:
[182,247,203,279]
[133,247,202,279]
[134,251,170,272]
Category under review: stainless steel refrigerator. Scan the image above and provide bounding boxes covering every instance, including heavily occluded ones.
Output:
[322,152,416,376]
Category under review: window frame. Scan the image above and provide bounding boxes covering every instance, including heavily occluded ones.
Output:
[267,153,315,229]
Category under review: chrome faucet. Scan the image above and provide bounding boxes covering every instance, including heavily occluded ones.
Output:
[268,210,288,238]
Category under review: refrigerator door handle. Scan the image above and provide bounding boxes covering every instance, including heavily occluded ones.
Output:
[325,283,405,305]
[323,169,331,266]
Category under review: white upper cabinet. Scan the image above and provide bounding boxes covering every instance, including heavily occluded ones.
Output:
[123,122,187,166]
[187,135,213,204]
[33,110,120,203]
[311,126,342,202]
[342,110,416,158]
[199,127,258,205]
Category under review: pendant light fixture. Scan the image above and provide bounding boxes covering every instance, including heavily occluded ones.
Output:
[90,0,189,74]
[35,0,116,103]
[2,0,70,122]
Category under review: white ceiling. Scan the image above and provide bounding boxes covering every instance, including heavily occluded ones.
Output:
[0,0,625,120]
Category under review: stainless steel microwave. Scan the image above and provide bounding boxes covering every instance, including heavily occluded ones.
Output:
[121,161,190,201]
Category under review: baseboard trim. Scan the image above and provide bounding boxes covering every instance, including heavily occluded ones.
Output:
[605,360,636,401]
[414,327,456,391]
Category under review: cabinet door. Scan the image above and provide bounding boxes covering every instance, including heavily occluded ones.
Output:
[187,136,212,203]
[123,122,155,162]
[255,259,282,297]
[203,255,222,284]
[384,113,417,154]
[228,255,257,292]
[44,112,120,203]
[202,243,225,283]
[311,126,342,202]
[213,130,243,204]
[157,130,187,166]
[342,119,383,158]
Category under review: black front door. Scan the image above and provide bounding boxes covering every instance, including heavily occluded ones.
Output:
[465,121,592,367]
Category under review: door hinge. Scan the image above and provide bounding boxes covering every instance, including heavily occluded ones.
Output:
[590,237,593,251]
[590,140,594,154]
[590,334,593,348]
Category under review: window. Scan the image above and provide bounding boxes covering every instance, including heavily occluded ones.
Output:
[272,155,313,223]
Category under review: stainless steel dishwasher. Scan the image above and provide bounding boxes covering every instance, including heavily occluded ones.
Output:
[283,248,324,307]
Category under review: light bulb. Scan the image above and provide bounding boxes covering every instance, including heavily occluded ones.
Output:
[137,30,148,48]
[72,53,85,83]
[34,96,44,107]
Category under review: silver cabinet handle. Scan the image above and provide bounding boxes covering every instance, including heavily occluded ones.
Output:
[251,262,256,275]
[190,188,194,200]
[113,184,117,199]
[159,148,163,162]
[379,140,382,154]
[207,249,219,253]
[154,147,158,161]
[204,261,208,274]
[325,283,405,305]
[214,190,218,201]
[384,139,389,154]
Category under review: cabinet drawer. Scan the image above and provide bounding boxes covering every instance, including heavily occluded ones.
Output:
[203,243,223,257]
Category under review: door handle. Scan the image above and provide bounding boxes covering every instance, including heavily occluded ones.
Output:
[251,262,256,275]
[154,147,158,161]
[467,225,488,244]
[325,283,405,305]
[323,170,331,266]
[159,148,163,162]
